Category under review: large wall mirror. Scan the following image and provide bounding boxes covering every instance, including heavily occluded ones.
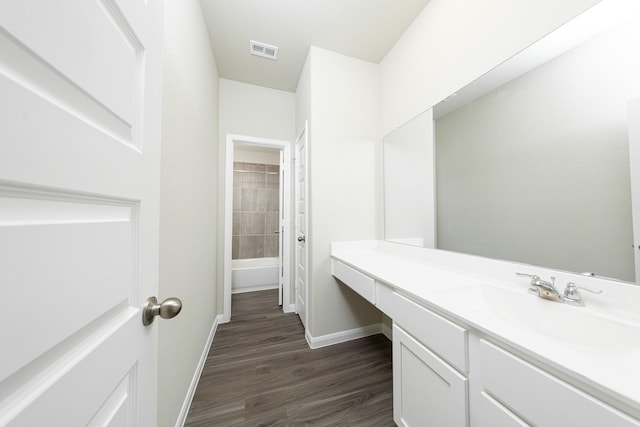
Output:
[383,0,640,283]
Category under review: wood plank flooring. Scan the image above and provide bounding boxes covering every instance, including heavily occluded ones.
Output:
[185,289,395,426]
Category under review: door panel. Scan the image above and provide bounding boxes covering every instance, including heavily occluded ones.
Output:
[0,0,144,130]
[279,150,284,305]
[629,98,640,281]
[295,123,309,328]
[0,0,162,424]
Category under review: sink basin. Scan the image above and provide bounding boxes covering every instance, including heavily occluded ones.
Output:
[440,283,640,352]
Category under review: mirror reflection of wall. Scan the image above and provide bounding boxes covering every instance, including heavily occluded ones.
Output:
[435,20,640,282]
[383,109,435,248]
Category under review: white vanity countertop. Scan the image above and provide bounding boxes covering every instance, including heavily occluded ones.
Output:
[330,240,640,413]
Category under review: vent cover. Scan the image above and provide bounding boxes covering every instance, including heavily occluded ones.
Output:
[250,40,278,60]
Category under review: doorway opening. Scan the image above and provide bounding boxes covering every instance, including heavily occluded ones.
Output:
[223,134,292,322]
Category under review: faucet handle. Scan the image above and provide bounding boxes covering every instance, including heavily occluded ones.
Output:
[516,272,539,280]
[565,282,603,295]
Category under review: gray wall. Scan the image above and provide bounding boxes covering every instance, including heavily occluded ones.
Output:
[159,0,219,425]
[436,23,639,281]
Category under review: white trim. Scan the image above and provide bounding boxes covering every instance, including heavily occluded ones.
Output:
[284,303,296,314]
[175,314,222,427]
[231,284,279,294]
[223,134,292,323]
[305,323,383,349]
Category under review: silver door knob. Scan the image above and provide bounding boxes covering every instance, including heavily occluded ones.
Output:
[297,235,306,242]
[142,296,182,326]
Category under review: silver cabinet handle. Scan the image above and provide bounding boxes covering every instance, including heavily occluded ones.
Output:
[274,230,280,234]
[142,296,182,326]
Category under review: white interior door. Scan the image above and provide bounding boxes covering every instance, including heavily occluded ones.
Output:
[278,150,285,306]
[0,1,164,425]
[294,122,309,328]
[629,98,640,282]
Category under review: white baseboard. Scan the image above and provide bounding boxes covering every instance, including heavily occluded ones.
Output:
[231,283,279,294]
[283,303,296,314]
[305,323,383,349]
[175,314,222,427]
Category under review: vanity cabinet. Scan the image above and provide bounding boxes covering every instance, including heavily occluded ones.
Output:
[377,283,469,426]
[393,324,468,427]
[330,255,640,427]
[477,340,640,427]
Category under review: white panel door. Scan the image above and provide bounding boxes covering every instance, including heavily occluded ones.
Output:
[628,98,640,282]
[0,1,163,425]
[294,122,309,328]
[278,150,284,306]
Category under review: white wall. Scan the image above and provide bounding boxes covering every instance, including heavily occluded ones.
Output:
[219,79,296,142]
[160,0,219,425]
[234,146,280,165]
[296,50,312,137]
[305,47,383,338]
[217,79,296,312]
[381,0,601,135]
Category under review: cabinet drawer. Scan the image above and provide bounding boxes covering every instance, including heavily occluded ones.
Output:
[331,259,375,304]
[476,391,529,427]
[479,339,640,427]
[378,284,467,373]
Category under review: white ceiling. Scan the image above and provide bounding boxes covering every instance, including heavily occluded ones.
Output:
[200,0,431,92]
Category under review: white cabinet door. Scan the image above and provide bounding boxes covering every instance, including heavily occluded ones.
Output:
[393,324,468,427]
[0,1,163,425]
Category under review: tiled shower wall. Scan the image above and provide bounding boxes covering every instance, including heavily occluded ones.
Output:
[232,162,280,259]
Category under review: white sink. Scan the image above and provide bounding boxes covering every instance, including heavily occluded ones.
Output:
[440,283,640,352]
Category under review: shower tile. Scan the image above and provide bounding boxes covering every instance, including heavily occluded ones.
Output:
[234,171,264,189]
[265,235,279,257]
[266,164,279,173]
[240,212,266,235]
[233,212,241,236]
[233,171,244,188]
[239,235,265,259]
[266,212,279,235]
[266,189,279,212]
[256,189,267,212]
[233,188,241,211]
[239,162,266,172]
[248,172,266,188]
[241,188,260,212]
[232,236,240,259]
[266,172,279,189]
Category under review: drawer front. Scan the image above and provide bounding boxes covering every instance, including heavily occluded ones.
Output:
[476,391,529,427]
[479,339,640,427]
[378,283,468,373]
[331,259,375,304]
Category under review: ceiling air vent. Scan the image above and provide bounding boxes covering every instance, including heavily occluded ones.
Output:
[250,40,278,60]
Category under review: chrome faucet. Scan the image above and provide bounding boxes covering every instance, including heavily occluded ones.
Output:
[516,273,602,306]
[562,282,603,306]
[516,273,563,302]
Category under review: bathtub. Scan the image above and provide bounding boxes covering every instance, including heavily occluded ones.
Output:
[231,257,280,294]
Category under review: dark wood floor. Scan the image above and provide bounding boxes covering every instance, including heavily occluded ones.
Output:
[185,289,394,426]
